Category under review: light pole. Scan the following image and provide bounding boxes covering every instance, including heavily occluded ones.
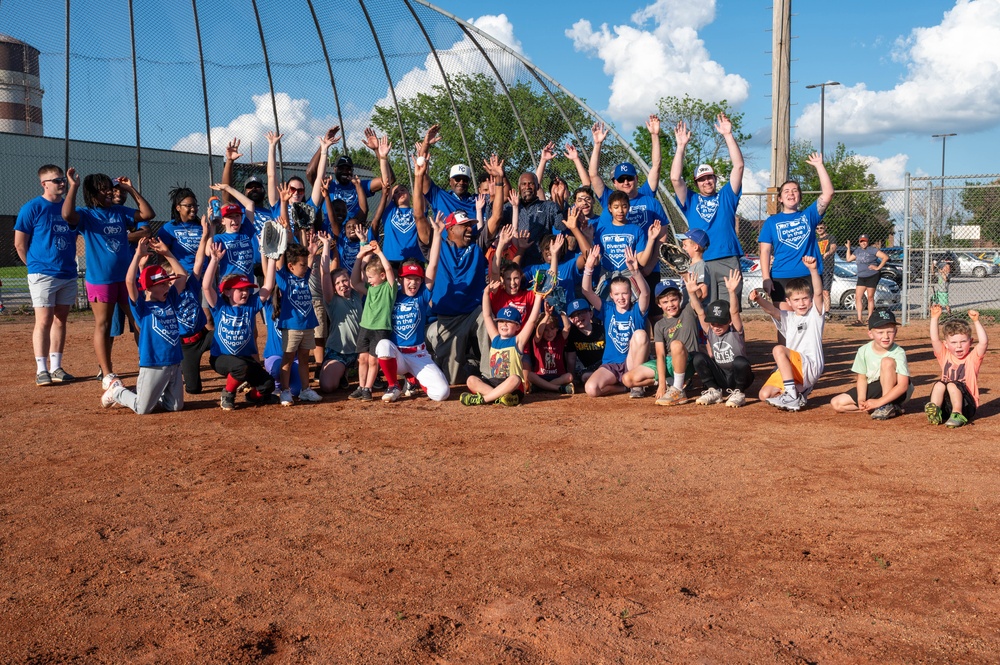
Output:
[805,81,841,157]
[932,133,956,239]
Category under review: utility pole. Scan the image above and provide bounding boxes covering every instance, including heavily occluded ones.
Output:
[932,133,956,240]
[768,0,792,214]
[805,81,840,157]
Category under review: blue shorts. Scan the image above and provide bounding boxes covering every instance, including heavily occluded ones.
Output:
[324,349,358,367]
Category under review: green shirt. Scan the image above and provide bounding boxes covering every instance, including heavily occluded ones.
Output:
[851,341,909,383]
[359,280,396,331]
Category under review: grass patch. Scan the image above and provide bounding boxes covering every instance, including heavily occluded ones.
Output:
[0,266,27,279]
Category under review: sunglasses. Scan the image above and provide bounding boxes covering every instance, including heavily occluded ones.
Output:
[615,176,635,183]
[43,177,68,185]
[575,196,593,204]
[451,177,470,184]
[288,186,305,193]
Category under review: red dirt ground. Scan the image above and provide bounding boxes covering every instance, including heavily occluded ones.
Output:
[1,315,999,663]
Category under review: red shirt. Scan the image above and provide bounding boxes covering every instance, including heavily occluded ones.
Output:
[489,288,535,320]
[532,334,567,376]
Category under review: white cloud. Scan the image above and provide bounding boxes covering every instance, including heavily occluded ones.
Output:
[566,0,750,130]
[796,0,1000,145]
[858,153,909,190]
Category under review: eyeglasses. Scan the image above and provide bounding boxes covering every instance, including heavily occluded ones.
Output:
[575,196,593,204]
[43,177,68,185]
[178,203,199,209]
[615,176,636,183]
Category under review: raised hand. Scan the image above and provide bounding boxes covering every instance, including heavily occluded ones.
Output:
[930,303,942,318]
[507,190,520,208]
[540,141,557,162]
[325,126,341,143]
[715,113,732,136]
[148,237,169,255]
[116,176,134,191]
[682,270,698,294]
[319,132,336,153]
[646,114,661,136]
[674,120,691,147]
[564,205,579,230]
[497,223,514,249]
[475,193,487,215]
[724,268,742,293]
[430,211,446,234]
[624,246,639,274]
[424,124,441,148]
[591,121,608,144]
[209,182,229,193]
[307,231,320,255]
[413,149,428,175]
[266,130,283,146]
[277,182,293,203]
[647,219,662,241]
[805,152,824,170]
[487,279,503,293]
[551,232,566,255]
[564,143,579,161]
[376,134,392,159]
[363,127,379,151]
[802,255,818,271]
[482,153,504,178]
[969,309,980,322]
[66,167,80,185]
[136,236,150,255]
[513,229,532,250]
[226,138,243,162]
[585,244,601,270]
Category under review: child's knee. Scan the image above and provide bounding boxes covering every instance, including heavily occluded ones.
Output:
[880,356,898,375]
[830,393,854,412]
[771,345,788,359]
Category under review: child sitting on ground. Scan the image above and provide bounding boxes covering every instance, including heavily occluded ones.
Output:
[830,308,911,420]
[528,303,575,394]
[349,240,397,402]
[926,305,988,428]
[684,268,753,408]
[752,256,826,412]
[101,237,188,414]
[564,298,606,385]
[460,279,544,406]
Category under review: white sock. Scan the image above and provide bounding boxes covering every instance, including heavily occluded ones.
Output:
[672,372,685,390]
[49,352,63,371]
[36,357,47,373]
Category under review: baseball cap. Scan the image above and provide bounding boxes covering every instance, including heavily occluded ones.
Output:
[219,274,257,292]
[612,162,637,180]
[444,211,472,229]
[694,164,715,180]
[678,228,710,250]
[655,280,682,299]
[399,263,425,279]
[566,298,590,316]
[138,265,177,291]
[449,164,472,180]
[335,155,353,168]
[703,300,732,325]
[220,203,242,218]
[244,175,263,187]
[496,306,522,325]
[859,234,870,241]
[868,308,897,329]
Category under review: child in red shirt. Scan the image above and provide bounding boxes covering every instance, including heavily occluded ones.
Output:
[528,303,574,394]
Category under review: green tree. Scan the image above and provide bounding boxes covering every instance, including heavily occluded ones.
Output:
[632,95,750,185]
[789,140,892,249]
[960,177,1000,244]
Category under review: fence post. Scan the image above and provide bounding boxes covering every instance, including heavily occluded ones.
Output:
[902,172,910,325]
[922,181,933,318]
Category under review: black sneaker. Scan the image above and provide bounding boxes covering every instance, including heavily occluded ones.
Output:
[220,390,236,411]
[372,375,388,391]
[36,370,52,386]
[338,374,350,391]
[348,386,366,400]
[246,390,278,405]
[50,368,75,383]
[360,388,373,402]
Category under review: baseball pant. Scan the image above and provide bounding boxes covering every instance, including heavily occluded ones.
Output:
[111,364,185,415]
[375,340,451,401]
[690,352,754,392]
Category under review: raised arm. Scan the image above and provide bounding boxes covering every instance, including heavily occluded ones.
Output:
[192,214,211,278]
[646,115,662,192]
[362,127,390,193]
[844,239,855,262]
[724,268,744,333]
[350,242,374,294]
[305,126,339,185]
[716,113,744,194]
[588,122,608,199]
[564,142,590,188]
[807,152,834,214]
[116,176,155,222]
[969,310,989,358]
[563,205,593,270]
[638,220,662,268]
[803,256,824,315]
[202,243,223,309]
[125,237,147,303]
[413,150,432,246]
[624,246,650,314]
[682,270,708,330]
[210,182,254,218]
[311,131,338,207]
[481,280,501,340]
[62,167,81,225]
[534,142,556,199]
[220,138,242,204]
[516,289,546,349]
[266,131,283,207]
[150,237,188,294]
[929,304,944,354]
[484,161,506,238]
[417,125,440,196]
[424,212,444,289]
[581,245,603,310]
[670,121,691,205]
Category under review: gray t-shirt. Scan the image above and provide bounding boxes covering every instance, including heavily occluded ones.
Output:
[653,305,701,354]
[324,291,363,355]
[707,326,747,369]
[853,246,881,278]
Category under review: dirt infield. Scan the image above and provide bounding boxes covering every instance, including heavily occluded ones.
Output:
[2,315,999,663]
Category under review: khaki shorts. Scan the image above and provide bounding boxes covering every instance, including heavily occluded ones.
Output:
[282,328,316,353]
[312,298,329,339]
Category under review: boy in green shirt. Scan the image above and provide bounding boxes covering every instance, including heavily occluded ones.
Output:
[830,308,911,420]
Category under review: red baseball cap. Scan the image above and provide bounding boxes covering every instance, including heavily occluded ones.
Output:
[444,211,472,229]
[399,263,425,278]
[138,265,177,290]
[220,203,242,218]
[219,274,257,292]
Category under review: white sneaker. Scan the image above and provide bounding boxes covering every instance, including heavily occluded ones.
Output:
[725,389,746,408]
[100,382,121,408]
[382,386,401,402]
[279,389,293,406]
[766,391,805,412]
[298,387,322,403]
[101,373,120,390]
[695,387,724,405]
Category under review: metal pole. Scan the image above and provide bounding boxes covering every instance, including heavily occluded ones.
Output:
[932,133,956,239]
[63,0,70,170]
[305,0,348,158]
[819,86,825,157]
[191,0,214,184]
[922,181,932,318]
[902,171,910,325]
[127,0,142,190]
[250,0,284,182]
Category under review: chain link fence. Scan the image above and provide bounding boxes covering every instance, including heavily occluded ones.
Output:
[737,176,1000,322]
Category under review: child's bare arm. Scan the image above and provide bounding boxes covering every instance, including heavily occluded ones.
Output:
[803,256,824,315]
[969,310,989,357]
[482,280,501,340]
[581,245,603,310]
[654,341,668,399]
[259,253,277,302]
[559,311,572,340]
[625,246,650,314]
[126,237,147,303]
[929,304,943,354]
[682,270,708,330]
[350,243,373,295]
[375,242,395,287]
[425,212,444,289]
[518,290,546,349]
[637,220,661,268]
[724,268,744,334]
[202,243,223,309]
[749,288,781,322]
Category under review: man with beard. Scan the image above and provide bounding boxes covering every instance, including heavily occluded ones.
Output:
[501,172,563,266]
[305,127,391,220]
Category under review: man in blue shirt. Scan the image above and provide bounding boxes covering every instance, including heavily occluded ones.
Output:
[14,164,78,386]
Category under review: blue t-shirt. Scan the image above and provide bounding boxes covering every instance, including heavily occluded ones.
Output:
[211,291,264,358]
[14,197,78,279]
[523,258,582,302]
[380,203,423,262]
[130,289,183,367]
[324,178,372,220]
[593,219,648,273]
[78,205,138,284]
[676,182,743,261]
[261,298,283,358]
[175,275,207,337]
[250,205,276,241]
[427,181,477,218]
[275,267,318,330]
[157,221,203,274]
[600,300,646,365]
[597,182,666,233]
[430,238,488,317]
[215,217,257,278]
[392,286,432,347]
[337,234,361,276]
[758,201,825,279]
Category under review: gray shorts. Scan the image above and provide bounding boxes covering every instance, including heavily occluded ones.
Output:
[28,274,78,308]
[601,361,628,383]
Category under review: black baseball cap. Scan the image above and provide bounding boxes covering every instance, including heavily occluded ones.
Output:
[868,308,897,329]
[703,300,731,325]
[335,155,353,168]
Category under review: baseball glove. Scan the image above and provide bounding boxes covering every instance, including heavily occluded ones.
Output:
[532,269,557,297]
[658,242,691,276]
[289,201,320,233]
[260,220,288,260]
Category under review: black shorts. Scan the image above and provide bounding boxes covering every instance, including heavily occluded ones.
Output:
[939,380,977,421]
[856,273,881,288]
[356,327,392,355]
[484,375,525,399]
[846,380,913,407]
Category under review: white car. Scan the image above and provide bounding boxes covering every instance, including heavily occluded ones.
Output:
[956,253,999,278]
[740,260,900,311]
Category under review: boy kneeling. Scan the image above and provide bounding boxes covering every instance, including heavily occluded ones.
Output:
[830,308,911,420]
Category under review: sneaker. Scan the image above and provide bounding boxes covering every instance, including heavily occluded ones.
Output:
[100,383,120,408]
[359,388,373,402]
[50,368,75,383]
[945,413,968,428]
[925,402,943,425]
[95,366,103,382]
[870,403,902,421]
[695,387,724,405]
[236,381,250,394]
[372,375,389,391]
[766,391,805,412]
[101,373,120,390]
[36,370,52,386]
[348,387,366,400]
[299,387,322,403]
[279,389,293,406]
[560,383,575,395]
[498,393,520,407]
[460,392,484,406]
[629,386,646,399]
[220,390,236,411]
[725,389,746,409]
[655,386,685,406]
[382,386,401,403]
[402,380,421,398]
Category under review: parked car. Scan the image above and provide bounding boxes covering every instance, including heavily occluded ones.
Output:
[955,253,999,278]
[741,262,900,311]
[884,247,958,281]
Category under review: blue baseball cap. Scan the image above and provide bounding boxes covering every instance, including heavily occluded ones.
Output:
[679,228,710,250]
[496,306,522,325]
[566,298,590,316]
[655,280,682,298]
[612,163,637,180]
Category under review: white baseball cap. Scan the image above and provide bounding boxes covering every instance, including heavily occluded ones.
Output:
[449,164,472,180]
[694,164,715,180]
